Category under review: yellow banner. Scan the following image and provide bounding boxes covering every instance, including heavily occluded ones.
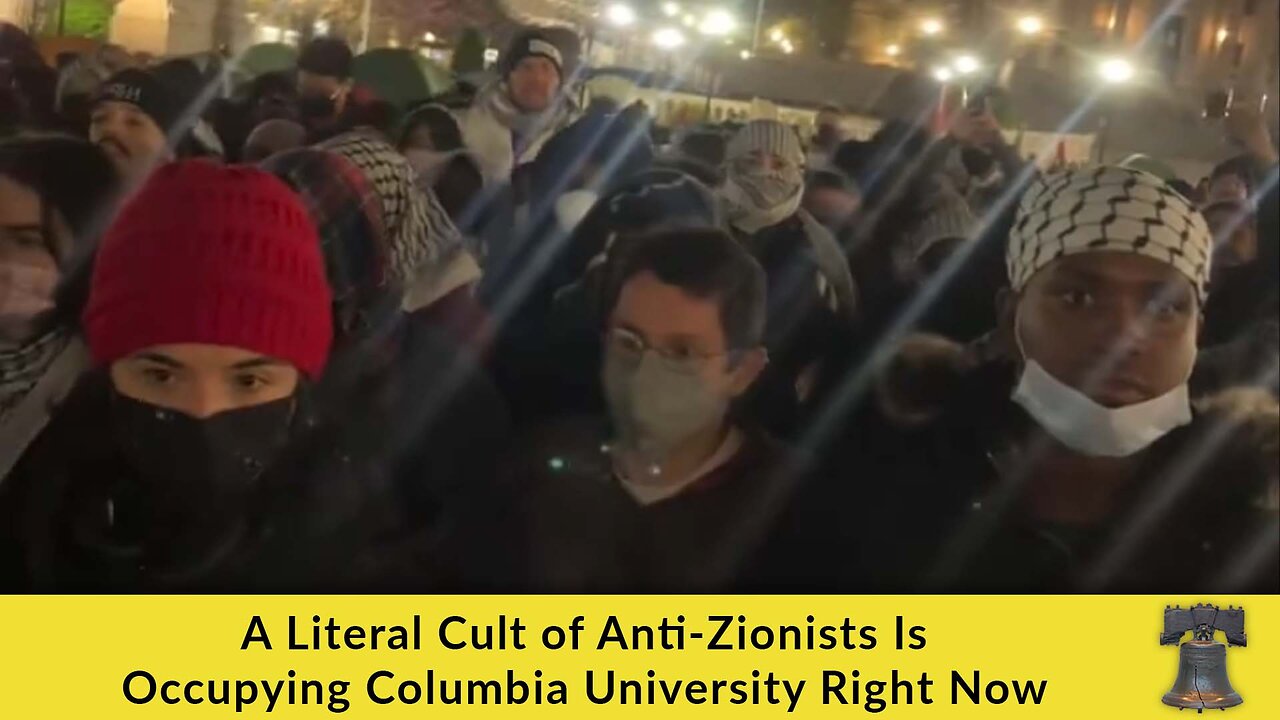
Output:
[0,595,1275,717]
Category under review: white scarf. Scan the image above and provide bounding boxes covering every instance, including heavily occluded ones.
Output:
[480,81,571,143]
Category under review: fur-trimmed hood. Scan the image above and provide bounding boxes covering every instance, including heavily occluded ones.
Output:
[874,332,1279,507]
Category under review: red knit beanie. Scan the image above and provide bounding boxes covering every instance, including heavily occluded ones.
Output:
[84,161,333,378]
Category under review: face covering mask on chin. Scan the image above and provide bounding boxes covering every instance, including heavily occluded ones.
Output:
[603,349,730,474]
[1009,311,1193,458]
[109,392,297,531]
[554,189,599,233]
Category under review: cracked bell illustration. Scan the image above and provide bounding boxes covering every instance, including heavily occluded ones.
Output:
[1160,604,1245,712]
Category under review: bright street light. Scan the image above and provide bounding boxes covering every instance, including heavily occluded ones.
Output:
[652,27,686,49]
[1098,57,1135,84]
[920,18,943,36]
[953,54,980,74]
[885,43,901,57]
[661,2,681,17]
[740,49,752,60]
[932,66,954,82]
[781,39,795,54]
[683,14,697,27]
[769,28,784,43]
[1017,16,1043,35]
[699,9,737,36]
[605,3,636,27]
[423,31,436,42]
[1216,27,1229,45]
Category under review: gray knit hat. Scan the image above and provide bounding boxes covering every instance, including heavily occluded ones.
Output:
[727,120,805,168]
[1008,166,1212,302]
[906,183,976,262]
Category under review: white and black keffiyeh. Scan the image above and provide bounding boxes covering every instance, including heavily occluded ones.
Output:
[1008,166,1212,302]
[1,329,69,420]
[721,121,807,234]
[726,120,806,168]
[320,132,465,286]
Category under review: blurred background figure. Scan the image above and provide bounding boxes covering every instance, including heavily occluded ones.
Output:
[241,118,307,164]
[808,104,845,169]
[295,36,355,132]
[661,127,728,186]
[397,104,482,228]
[0,23,57,134]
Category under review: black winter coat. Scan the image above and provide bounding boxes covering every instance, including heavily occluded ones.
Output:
[0,322,510,593]
[447,417,803,592]
[757,339,1279,593]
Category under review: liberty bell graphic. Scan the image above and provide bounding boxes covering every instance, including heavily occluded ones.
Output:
[1160,604,1245,712]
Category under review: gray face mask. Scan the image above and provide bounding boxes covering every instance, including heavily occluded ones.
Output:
[602,347,731,464]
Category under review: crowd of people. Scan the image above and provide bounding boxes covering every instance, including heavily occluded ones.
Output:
[1,22,1276,593]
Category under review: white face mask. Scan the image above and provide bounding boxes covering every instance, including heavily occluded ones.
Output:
[1010,308,1193,457]
[554,189,599,233]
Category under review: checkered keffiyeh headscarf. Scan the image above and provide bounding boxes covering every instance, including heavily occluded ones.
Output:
[1008,166,1212,303]
[726,120,805,168]
[261,147,394,345]
[319,132,465,286]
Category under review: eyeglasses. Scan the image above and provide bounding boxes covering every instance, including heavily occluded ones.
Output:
[604,327,734,375]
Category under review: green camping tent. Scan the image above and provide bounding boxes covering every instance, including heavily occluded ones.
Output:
[233,43,298,83]
[353,48,456,110]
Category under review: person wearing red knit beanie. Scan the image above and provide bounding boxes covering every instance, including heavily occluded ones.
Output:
[76,159,332,511]
[84,160,332,416]
[0,161,353,591]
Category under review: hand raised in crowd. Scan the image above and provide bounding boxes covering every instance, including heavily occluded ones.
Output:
[1224,98,1279,165]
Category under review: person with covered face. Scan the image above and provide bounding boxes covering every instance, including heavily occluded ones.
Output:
[718,120,857,436]
[721,120,856,318]
[460,228,798,591]
[802,166,1277,593]
[0,161,418,591]
[0,135,116,481]
[455,30,578,183]
[396,104,484,229]
[496,168,723,424]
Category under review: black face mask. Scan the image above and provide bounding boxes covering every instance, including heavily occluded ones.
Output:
[960,146,996,178]
[297,94,336,124]
[110,393,296,530]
